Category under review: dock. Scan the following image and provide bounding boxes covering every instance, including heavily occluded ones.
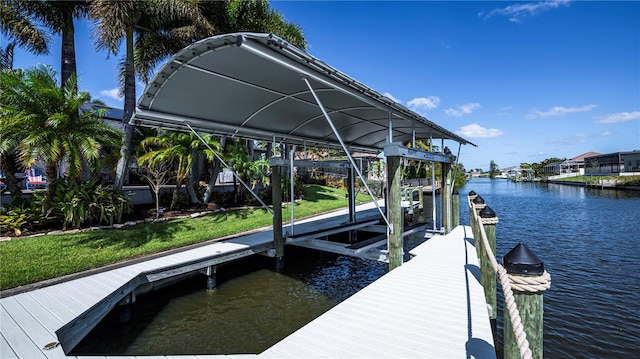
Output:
[1,204,495,358]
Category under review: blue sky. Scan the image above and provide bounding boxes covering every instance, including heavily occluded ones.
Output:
[4,0,639,171]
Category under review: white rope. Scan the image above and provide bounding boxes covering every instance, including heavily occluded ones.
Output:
[469,196,551,359]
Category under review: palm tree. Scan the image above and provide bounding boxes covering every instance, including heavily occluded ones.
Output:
[138,130,219,210]
[225,138,270,203]
[90,0,212,190]
[0,1,50,56]
[0,65,122,212]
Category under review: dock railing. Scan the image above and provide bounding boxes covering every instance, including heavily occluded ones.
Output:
[468,191,551,359]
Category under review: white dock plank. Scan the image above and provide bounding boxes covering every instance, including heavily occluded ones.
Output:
[6,293,66,333]
[1,334,19,359]
[26,291,77,324]
[0,306,47,358]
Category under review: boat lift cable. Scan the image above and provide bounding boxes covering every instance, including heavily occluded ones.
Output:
[302,76,393,233]
[185,122,274,216]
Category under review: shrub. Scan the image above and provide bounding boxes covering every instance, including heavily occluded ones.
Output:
[34,179,132,230]
[0,201,52,236]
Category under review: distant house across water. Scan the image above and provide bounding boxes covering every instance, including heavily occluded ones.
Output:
[584,151,640,176]
[543,151,602,177]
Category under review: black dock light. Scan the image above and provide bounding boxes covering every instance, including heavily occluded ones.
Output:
[468,190,476,196]
[479,206,496,219]
[503,242,544,275]
[472,195,485,205]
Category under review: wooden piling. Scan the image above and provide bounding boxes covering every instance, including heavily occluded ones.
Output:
[452,190,459,227]
[441,163,451,233]
[471,195,485,260]
[271,165,284,268]
[387,155,403,270]
[479,206,498,330]
[503,243,549,359]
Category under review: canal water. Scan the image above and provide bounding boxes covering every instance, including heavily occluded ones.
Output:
[73,178,640,357]
[459,178,640,358]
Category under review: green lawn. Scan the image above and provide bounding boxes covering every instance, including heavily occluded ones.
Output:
[0,184,370,290]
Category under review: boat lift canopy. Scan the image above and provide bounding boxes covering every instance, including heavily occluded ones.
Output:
[131,32,475,153]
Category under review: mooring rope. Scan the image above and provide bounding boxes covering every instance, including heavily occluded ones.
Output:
[469,197,551,359]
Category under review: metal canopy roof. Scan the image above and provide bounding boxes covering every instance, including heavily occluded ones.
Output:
[132,32,475,154]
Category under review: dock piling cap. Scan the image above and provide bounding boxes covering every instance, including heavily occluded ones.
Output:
[503,242,544,275]
[479,206,496,218]
[472,195,485,205]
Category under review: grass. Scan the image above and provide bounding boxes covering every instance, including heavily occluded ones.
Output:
[552,175,640,186]
[0,184,370,290]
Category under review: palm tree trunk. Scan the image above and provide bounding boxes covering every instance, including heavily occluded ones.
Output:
[42,162,58,214]
[0,153,23,205]
[186,150,200,204]
[114,27,136,190]
[203,136,225,203]
[171,181,184,210]
[60,13,76,89]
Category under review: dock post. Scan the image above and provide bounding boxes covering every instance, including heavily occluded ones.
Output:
[472,195,485,259]
[347,165,356,223]
[417,186,425,223]
[479,206,498,336]
[503,243,551,359]
[118,292,135,323]
[205,265,217,290]
[442,163,451,233]
[272,165,284,269]
[468,190,477,236]
[452,190,459,227]
[387,155,403,270]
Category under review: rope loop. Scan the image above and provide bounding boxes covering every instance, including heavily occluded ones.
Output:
[480,216,499,225]
[508,271,551,293]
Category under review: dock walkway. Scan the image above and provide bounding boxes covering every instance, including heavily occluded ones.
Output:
[1,204,495,358]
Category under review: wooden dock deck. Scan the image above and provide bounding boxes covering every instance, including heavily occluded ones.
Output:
[1,204,495,358]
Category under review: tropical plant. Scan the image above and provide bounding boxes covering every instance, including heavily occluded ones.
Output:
[139,130,219,210]
[0,201,51,236]
[0,65,122,212]
[225,138,270,203]
[38,178,132,230]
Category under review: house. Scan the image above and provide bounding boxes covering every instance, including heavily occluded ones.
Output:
[543,152,601,176]
[584,151,640,175]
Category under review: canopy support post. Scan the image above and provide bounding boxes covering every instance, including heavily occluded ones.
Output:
[302,76,392,233]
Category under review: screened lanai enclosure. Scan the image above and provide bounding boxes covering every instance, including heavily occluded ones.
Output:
[131,32,476,270]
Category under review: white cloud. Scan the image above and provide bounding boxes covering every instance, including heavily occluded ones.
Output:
[407,96,441,115]
[100,88,122,101]
[594,111,640,124]
[480,0,571,23]
[383,92,402,104]
[456,123,504,138]
[526,104,597,119]
[445,102,481,117]
[601,131,613,136]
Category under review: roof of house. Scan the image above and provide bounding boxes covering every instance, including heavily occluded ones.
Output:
[572,152,601,161]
